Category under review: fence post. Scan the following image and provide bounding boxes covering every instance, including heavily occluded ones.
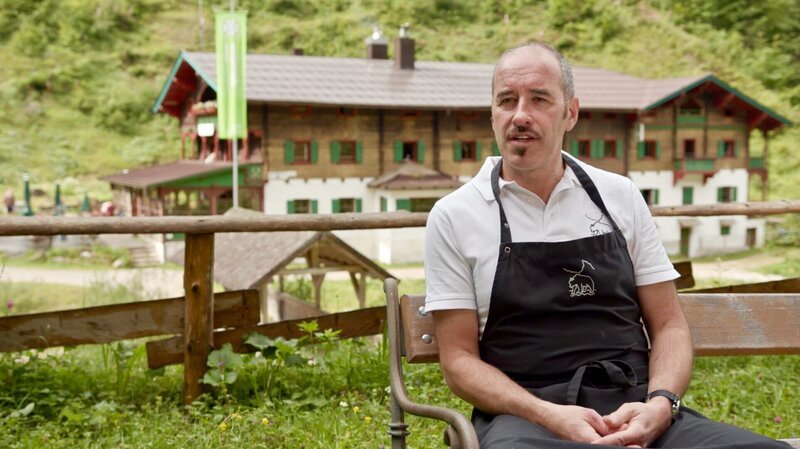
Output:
[183,233,215,405]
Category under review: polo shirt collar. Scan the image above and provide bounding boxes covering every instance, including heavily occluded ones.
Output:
[472,153,582,203]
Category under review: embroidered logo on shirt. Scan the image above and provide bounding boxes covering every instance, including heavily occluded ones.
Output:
[563,260,596,297]
[587,214,612,236]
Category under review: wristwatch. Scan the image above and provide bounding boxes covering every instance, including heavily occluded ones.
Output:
[646,389,681,422]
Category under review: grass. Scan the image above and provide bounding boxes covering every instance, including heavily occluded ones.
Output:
[0,282,87,315]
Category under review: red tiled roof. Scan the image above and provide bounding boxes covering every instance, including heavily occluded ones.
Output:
[101,160,233,189]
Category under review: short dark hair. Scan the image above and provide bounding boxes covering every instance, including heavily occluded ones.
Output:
[492,42,575,101]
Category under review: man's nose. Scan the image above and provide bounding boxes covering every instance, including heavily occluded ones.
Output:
[511,99,533,128]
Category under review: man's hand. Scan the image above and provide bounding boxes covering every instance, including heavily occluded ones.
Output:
[591,399,672,447]
[538,403,612,443]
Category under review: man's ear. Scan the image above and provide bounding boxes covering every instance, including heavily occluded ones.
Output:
[565,97,580,132]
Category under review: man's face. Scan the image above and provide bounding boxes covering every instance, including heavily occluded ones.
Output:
[491,48,579,175]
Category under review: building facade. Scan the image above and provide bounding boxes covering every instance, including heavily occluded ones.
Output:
[145,32,789,262]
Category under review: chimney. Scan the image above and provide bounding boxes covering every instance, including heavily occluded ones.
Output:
[293,48,304,56]
[365,25,388,60]
[394,23,414,70]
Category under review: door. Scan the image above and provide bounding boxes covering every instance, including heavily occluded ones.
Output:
[746,228,757,248]
[680,227,691,257]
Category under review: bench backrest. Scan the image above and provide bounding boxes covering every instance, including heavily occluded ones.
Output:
[398,293,800,364]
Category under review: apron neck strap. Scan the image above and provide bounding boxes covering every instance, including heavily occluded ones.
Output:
[490,154,621,243]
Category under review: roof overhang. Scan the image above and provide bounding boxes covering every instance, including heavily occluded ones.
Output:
[643,74,791,130]
[151,51,217,117]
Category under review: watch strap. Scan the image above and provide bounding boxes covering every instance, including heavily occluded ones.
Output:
[647,389,681,422]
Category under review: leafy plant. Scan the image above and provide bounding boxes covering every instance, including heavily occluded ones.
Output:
[202,343,244,387]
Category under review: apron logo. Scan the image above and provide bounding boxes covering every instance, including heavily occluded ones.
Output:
[587,214,612,236]
[563,260,596,297]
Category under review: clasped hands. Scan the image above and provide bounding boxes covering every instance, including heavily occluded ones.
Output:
[540,399,673,448]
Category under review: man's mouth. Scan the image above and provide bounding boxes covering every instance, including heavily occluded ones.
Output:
[509,134,538,142]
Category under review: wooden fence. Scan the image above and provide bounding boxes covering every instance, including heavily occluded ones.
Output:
[1,201,799,405]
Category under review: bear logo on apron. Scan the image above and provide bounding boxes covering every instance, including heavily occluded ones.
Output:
[563,260,596,297]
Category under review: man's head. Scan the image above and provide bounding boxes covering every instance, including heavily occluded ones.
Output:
[490,42,580,179]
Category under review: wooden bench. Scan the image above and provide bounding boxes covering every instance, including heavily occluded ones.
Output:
[384,278,800,449]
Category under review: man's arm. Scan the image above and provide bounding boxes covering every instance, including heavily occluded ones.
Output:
[595,280,693,447]
[434,308,612,443]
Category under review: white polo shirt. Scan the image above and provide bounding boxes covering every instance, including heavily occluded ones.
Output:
[424,154,679,337]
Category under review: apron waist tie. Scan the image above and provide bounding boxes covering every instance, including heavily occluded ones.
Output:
[566,359,639,406]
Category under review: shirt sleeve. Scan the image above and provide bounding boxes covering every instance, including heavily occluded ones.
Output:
[424,203,478,312]
[627,180,680,286]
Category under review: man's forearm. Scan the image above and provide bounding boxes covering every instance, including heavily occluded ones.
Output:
[647,323,693,396]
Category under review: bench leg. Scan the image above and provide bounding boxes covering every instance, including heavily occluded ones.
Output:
[389,391,410,449]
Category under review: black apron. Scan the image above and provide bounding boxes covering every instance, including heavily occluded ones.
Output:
[477,154,650,417]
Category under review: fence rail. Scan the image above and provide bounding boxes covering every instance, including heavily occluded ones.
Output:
[1,200,800,236]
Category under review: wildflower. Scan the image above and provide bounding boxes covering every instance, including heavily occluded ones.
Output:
[217,361,225,369]
[339,401,348,408]
[352,406,360,414]
[231,413,242,420]
[6,299,12,310]
[261,418,270,426]
[219,422,228,432]
[774,416,783,424]
[364,416,372,423]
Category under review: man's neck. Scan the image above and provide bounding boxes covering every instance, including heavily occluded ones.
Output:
[501,159,566,204]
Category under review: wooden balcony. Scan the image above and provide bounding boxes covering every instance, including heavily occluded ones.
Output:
[673,158,717,184]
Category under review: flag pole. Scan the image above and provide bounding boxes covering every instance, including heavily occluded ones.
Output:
[230,0,239,209]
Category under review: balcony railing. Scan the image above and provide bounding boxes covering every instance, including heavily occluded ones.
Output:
[674,159,715,172]
[748,157,765,169]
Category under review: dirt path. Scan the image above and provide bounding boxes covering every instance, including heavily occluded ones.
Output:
[691,254,784,283]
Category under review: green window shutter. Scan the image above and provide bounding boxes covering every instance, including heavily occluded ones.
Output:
[732,187,738,202]
[287,200,295,214]
[717,141,725,158]
[734,141,740,157]
[332,199,340,213]
[616,140,623,159]
[380,196,387,212]
[682,187,693,205]
[717,187,723,202]
[593,140,604,159]
[331,141,341,163]
[653,189,660,205]
[570,140,579,157]
[310,200,318,214]
[492,141,500,156]
[453,141,462,161]
[655,141,662,158]
[355,141,363,163]
[355,198,362,213]
[396,198,411,211]
[393,141,403,162]
[636,141,645,159]
[417,141,425,163]
[284,141,295,163]
[310,141,319,163]
[475,141,482,160]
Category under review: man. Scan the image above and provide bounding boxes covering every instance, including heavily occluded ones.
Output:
[424,42,788,448]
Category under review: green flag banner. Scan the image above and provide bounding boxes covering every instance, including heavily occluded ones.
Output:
[215,11,247,139]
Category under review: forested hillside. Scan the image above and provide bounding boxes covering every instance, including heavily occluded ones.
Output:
[0,0,797,208]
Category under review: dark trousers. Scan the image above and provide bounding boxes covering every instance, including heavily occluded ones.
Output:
[473,407,790,449]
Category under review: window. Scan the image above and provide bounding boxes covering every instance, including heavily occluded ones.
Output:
[717,187,737,203]
[396,198,437,213]
[579,111,592,120]
[287,199,317,214]
[682,187,694,205]
[683,140,696,159]
[457,111,478,120]
[332,198,362,213]
[640,189,659,206]
[394,141,424,163]
[577,140,591,158]
[603,140,619,158]
[336,107,356,116]
[331,141,362,164]
[718,140,736,158]
[604,113,618,119]
[453,140,481,162]
[380,196,387,212]
[720,225,731,236]
[679,101,701,117]
[637,140,659,159]
[284,140,318,164]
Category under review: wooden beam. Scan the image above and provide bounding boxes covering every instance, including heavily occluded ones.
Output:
[3,202,800,236]
[146,306,387,369]
[183,233,215,405]
[0,290,259,353]
[672,261,695,290]
[714,92,736,110]
[279,265,361,276]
